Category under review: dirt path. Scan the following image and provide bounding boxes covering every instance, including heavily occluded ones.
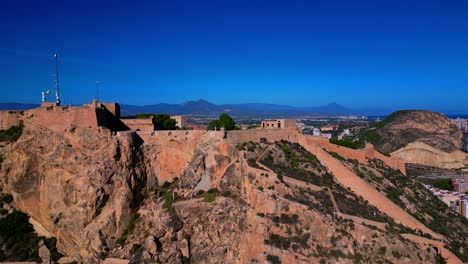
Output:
[173,197,204,207]
[327,187,340,213]
[283,176,322,191]
[334,212,387,230]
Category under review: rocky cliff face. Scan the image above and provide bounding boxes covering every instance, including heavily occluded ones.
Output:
[0,125,146,261]
[0,113,466,263]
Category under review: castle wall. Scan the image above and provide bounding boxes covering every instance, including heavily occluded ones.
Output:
[282,119,297,128]
[136,130,222,143]
[121,118,154,132]
[226,129,299,144]
[101,103,120,118]
[298,135,406,174]
[29,106,99,132]
[0,101,127,133]
[0,111,23,130]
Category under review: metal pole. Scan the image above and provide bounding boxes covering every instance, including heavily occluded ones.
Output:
[54,53,61,106]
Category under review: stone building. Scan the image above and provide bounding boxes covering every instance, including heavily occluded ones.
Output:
[0,100,125,132]
[171,115,188,129]
[120,117,154,131]
[261,119,296,129]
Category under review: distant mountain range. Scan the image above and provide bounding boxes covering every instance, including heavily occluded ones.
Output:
[120,100,393,118]
[0,100,398,118]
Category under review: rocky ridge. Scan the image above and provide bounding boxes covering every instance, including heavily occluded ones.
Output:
[357,110,467,169]
[0,110,467,263]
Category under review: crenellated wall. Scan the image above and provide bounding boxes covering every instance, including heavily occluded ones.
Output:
[8,106,99,133]
[121,117,154,132]
[0,103,125,133]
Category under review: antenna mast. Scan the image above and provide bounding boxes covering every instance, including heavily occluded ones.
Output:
[54,53,61,106]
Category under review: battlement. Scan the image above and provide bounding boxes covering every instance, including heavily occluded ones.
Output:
[121,117,154,131]
[226,128,299,144]
[0,101,125,132]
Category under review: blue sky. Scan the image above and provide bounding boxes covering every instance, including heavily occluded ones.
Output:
[1,0,467,112]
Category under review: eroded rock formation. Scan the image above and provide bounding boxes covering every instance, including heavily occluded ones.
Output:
[0,110,467,263]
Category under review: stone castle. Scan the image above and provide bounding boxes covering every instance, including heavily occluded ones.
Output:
[0,101,406,175]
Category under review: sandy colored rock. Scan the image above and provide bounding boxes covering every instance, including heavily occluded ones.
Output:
[0,108,466,263]
[392,141,467,169]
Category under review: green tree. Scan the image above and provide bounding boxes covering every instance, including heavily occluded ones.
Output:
[153,114,177,130]
[208,113,236,130]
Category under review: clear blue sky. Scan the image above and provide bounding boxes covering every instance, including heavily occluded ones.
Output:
[1,0,467,112]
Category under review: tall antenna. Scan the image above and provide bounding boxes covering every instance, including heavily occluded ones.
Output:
[54,52,61,106]
[96,81,100,102]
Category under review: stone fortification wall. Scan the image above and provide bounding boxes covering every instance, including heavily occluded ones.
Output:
[224,130,405,174]
[32,106,99,132]
[101,102,120,118]
[0,103,126,133]
[121,118,154,132]
[137,130,222,143]
[0,111,23,130]
[0,106,99,133]
[226,129,298,144]
[298,135,406,174]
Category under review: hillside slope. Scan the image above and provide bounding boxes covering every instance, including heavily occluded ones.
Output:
[358,110,467,169]
[0,117,466,263]
[372,110,462,153]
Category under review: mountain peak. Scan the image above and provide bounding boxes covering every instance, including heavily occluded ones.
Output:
[181,99,215,106]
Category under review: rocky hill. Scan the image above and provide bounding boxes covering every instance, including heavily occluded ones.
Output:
[0,111,467,263]
[373,110,463,153]
[358,110,467,169]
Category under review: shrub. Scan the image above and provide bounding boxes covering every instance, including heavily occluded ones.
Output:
[130,244,142,255]
[0,125,23,142]
[329,151,345,161]
[432,179,453,191]
[43,237,63,262]
[329,139,363,149]
[162,191,174,210]
[208,113,236,130]
[202,193,216,203]
[153,114,177,130]
[392,250,402,259]
[278,213,299,225]
[266,254,281,264]
[207,188,219,194]
[117,213,139,245]
[265,233,290,250]
[0,210,62,262]
[378,246,387,255]
[236,144,246,151]
[2,193,14,204]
